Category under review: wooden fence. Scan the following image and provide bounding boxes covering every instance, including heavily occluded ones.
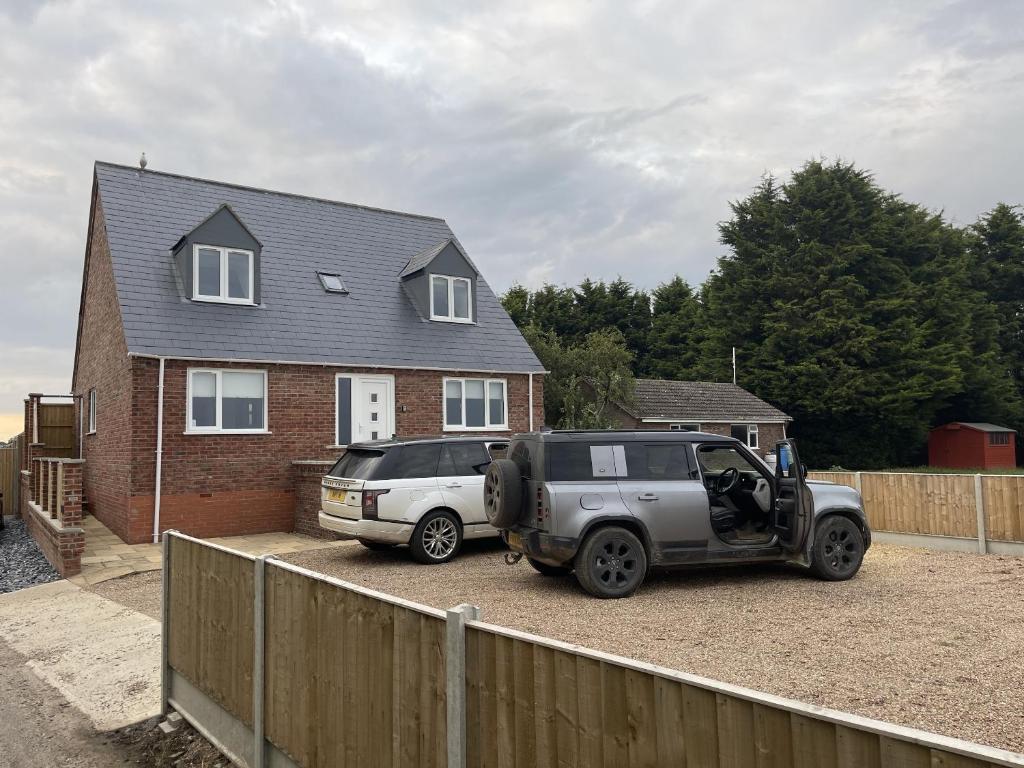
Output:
[0,434,24,523]
[162,532,1024,768]
[809,471,1024,549]
[36,403,75,458]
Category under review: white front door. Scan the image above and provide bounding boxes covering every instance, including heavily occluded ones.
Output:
[337,374,395,444]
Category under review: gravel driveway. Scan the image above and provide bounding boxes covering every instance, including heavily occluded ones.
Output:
[88,539,1024,754]
[0,517,61,593]
[283,540,1024,754]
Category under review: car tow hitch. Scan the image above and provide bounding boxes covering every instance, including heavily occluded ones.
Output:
[504,552,523,565]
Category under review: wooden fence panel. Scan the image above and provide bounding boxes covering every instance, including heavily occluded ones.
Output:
[263,564,447,768]
[37,403,74,458]
[166,537,255,726]
[981,476,1024,543]
[859,473,978,538]
[0,439,21,515]
[809,471,857,488]
[464,622,1020,768]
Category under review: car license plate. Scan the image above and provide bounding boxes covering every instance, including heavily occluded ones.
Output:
[506,531,523,551]
[327,489,347,503]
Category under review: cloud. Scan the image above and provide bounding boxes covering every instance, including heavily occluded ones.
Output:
[0,0,1022,423]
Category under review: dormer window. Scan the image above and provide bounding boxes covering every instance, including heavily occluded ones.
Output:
[193,244,254,304]
[430,274,472,323]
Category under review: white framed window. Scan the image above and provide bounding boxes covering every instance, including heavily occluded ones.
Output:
[87,389,97,434]
[443,377,507,431]
[669,423,700,432]
[193,244,255,304]
[429,274,473,323]
[186,369,268,433]
[731,424,759,448]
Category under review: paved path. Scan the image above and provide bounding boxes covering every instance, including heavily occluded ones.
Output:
[0,580,161,730]
[71,515,347,585]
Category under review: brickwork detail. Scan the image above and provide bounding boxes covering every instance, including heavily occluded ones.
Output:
[292,462,344,540]
[22,460,86,577]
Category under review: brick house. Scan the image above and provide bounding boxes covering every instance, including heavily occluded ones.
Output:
[73,162,544,544]
[608,379,791,457]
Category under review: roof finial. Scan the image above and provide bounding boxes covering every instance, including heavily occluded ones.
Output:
[139,152,147,170]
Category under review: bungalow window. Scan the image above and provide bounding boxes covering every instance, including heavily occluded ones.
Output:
[670,423,700,431]
[430,275,472,322]
[187,369,267,433]
[444,378,507,430]
[731,424,758,449]
[87,389,97,434]
[193,245,254,304]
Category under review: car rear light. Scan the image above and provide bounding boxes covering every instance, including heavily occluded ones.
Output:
[536,487,548,523]
[362,489,389,519]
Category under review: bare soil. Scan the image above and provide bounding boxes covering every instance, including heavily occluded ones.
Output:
[91,540,1024,754]
[0,636,226,767]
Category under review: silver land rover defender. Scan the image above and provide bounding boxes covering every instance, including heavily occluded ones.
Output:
[483,431,870,598]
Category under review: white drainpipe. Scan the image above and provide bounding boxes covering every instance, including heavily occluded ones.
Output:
[528,372,534,432]
[152,357,166,543]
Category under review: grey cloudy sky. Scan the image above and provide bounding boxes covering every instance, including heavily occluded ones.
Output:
[1,0,1022,436]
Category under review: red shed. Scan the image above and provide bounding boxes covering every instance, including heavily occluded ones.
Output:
[928,422,1017,469]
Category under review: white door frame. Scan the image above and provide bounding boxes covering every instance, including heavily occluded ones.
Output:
[336,373,396,445]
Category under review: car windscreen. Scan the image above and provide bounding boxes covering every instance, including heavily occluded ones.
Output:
[328,448,387,480]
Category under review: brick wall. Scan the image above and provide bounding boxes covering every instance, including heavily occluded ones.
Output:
[292,461,344,540]
[22,461,86,577]
[120,358,544,543]
[71,188,134,541]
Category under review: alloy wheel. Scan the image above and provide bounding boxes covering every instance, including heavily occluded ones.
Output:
[823,527,859,573]
[422,517,458,560]
[592,538,638,587]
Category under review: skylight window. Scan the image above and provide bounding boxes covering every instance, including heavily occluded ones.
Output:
[317,272,348,294]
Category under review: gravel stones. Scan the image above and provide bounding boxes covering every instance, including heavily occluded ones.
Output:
[0,517,61,593]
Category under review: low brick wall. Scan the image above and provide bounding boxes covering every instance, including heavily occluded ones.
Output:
[292,461,344,540]
[21,461,86,577]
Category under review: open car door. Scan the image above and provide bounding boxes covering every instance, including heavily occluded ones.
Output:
[772,439,813,552]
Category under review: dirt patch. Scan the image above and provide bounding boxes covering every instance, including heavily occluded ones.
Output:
[0,636,225,767]
[91,540,1024,754]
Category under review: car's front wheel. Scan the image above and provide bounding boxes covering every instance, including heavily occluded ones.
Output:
[410,510,463,564]
[809,515,865,580]
[574,526,648,598]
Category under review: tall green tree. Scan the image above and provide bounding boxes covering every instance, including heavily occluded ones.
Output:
[642,276,703,378]
[968,204,1024,428]
[700,160,989,468]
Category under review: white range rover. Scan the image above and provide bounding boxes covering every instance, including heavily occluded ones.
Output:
[319,437,508,563]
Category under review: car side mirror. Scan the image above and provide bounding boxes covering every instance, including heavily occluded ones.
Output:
[800,463,808,479]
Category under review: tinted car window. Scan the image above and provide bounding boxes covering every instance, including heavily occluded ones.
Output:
[383,443,441,479]
[697,445,760,473]
[547,443,620,481]
[328,449,387,479]
[446,442,491,475]
[623,443,696,480]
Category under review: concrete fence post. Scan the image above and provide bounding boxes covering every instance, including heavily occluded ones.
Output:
[974,474,987,555]
[253,555,273,768]
[446,603,481,768]
[160,531,172,716]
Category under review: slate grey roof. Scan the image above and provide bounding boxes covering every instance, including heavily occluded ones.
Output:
[93,163,543,372]
[621,379,791,423]
[398,238,477,279]
[950,422,1016,433]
